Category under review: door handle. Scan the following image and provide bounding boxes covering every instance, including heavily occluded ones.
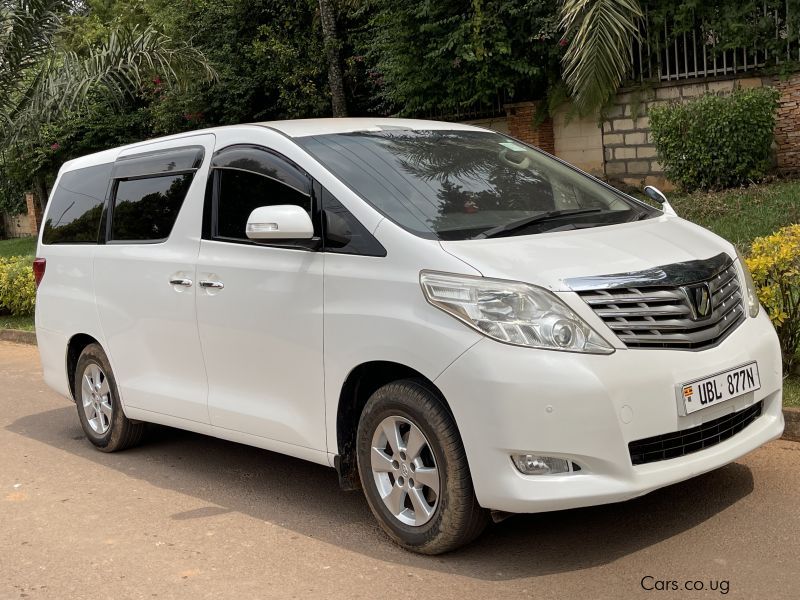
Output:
[169,277,193,287]
[199,280,224,290]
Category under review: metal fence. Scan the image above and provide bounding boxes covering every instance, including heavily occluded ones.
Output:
[417,90,511,122]
[630,2,799,82]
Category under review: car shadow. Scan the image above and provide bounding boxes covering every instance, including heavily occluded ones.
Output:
[6,405,755,581]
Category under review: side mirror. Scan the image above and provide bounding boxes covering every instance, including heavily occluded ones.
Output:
[246,205,314,240]
[643,185,677,216]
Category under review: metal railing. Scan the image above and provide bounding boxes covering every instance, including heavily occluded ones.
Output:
[630,2,799,82]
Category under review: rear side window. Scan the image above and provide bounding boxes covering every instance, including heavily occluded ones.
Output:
[110,174,193,242]
[42,164,112,244]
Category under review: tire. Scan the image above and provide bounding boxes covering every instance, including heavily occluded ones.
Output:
[356,379,488,554]
[74,343,145,452]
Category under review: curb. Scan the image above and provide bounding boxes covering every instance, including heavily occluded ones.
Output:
[782,406,800,443]
[0,327,798,441]
[0,328,37,345]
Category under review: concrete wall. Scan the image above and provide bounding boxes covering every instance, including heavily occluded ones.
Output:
[552,105,604,176]
[604,77,763,190]
[1,212,31,239]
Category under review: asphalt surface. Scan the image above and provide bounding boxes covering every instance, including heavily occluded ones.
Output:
[1,340,799,600]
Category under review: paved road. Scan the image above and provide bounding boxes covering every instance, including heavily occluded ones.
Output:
[1,341,798,600]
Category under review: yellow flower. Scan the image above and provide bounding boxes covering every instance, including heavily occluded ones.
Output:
[747,225,800,369]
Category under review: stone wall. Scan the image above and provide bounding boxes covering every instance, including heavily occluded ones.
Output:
[772,72,800,172]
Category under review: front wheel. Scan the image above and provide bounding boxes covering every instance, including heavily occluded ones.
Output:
[356,380,488,554]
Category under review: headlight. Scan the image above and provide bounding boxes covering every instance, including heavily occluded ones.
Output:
[735,249,760,318]
[420,271,614,354]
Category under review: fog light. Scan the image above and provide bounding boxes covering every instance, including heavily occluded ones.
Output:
[511,454,571,475]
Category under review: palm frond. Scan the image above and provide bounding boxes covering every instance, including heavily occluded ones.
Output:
[6,25,217,142]
[0,1,63,113]
[560,0,643,114]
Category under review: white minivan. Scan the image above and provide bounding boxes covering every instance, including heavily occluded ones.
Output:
[35,118,784,554]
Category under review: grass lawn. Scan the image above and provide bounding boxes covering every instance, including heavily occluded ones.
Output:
[0,314,34,331]
[0,236,36,258]
[784,375,800,408]
[664,178,800,252]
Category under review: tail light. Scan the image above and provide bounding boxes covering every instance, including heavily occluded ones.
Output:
[32,257,46,288]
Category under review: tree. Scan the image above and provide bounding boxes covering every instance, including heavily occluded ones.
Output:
[0,0,214,210]
[362,1,561,116]
[142,0,330,124]
[318,0,347,116]
[559,0,643,114]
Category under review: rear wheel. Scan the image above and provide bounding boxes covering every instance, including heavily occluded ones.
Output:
[74,343,145,452]
[356,380,487,554]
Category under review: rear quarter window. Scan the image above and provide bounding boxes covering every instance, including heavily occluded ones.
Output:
[42,164,113,244]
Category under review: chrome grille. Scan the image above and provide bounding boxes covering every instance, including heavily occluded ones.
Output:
[576,259,745,350]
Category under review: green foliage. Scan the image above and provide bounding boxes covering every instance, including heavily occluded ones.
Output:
[0,95,155,214]
[0,1,215,142]
[0,256,36,316]
[0,1,215,211]
[746,224,800,373]
[560,0,643,114]
[364,0,562,115]
[649,87,780,191]
[143,0,329,124]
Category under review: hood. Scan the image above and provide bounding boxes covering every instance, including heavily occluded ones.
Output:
[439,215,735,292]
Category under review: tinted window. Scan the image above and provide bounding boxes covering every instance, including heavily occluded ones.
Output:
[216,168,311,240]
[321,188,385,256]
[297,130,655,240]
[211,146,310,195]
[42,164,112,244]
[110,174,193,242]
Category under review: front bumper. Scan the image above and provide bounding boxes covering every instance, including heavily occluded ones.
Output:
[434,309,784,513]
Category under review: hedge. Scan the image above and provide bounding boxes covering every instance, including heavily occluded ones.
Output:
[649,87,780,192]
[0,256,36,316]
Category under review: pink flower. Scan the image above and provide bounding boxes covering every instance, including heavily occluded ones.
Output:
[153,76,162,85]
[50,142,60,151]
[559,38,568,47]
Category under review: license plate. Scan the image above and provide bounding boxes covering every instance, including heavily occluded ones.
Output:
[678,362,761,415]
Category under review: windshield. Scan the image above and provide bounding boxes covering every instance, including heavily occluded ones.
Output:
[296,129,657,241]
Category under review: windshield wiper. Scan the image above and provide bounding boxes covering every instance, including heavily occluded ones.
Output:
[471,208,605,239]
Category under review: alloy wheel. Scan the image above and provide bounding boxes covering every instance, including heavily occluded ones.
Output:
[81,363,112,435]
[370,416,440,526]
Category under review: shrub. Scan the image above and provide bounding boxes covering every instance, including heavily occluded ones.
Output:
[649,87,780,192]
[0,256,36,316]
[746,224,800,373]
